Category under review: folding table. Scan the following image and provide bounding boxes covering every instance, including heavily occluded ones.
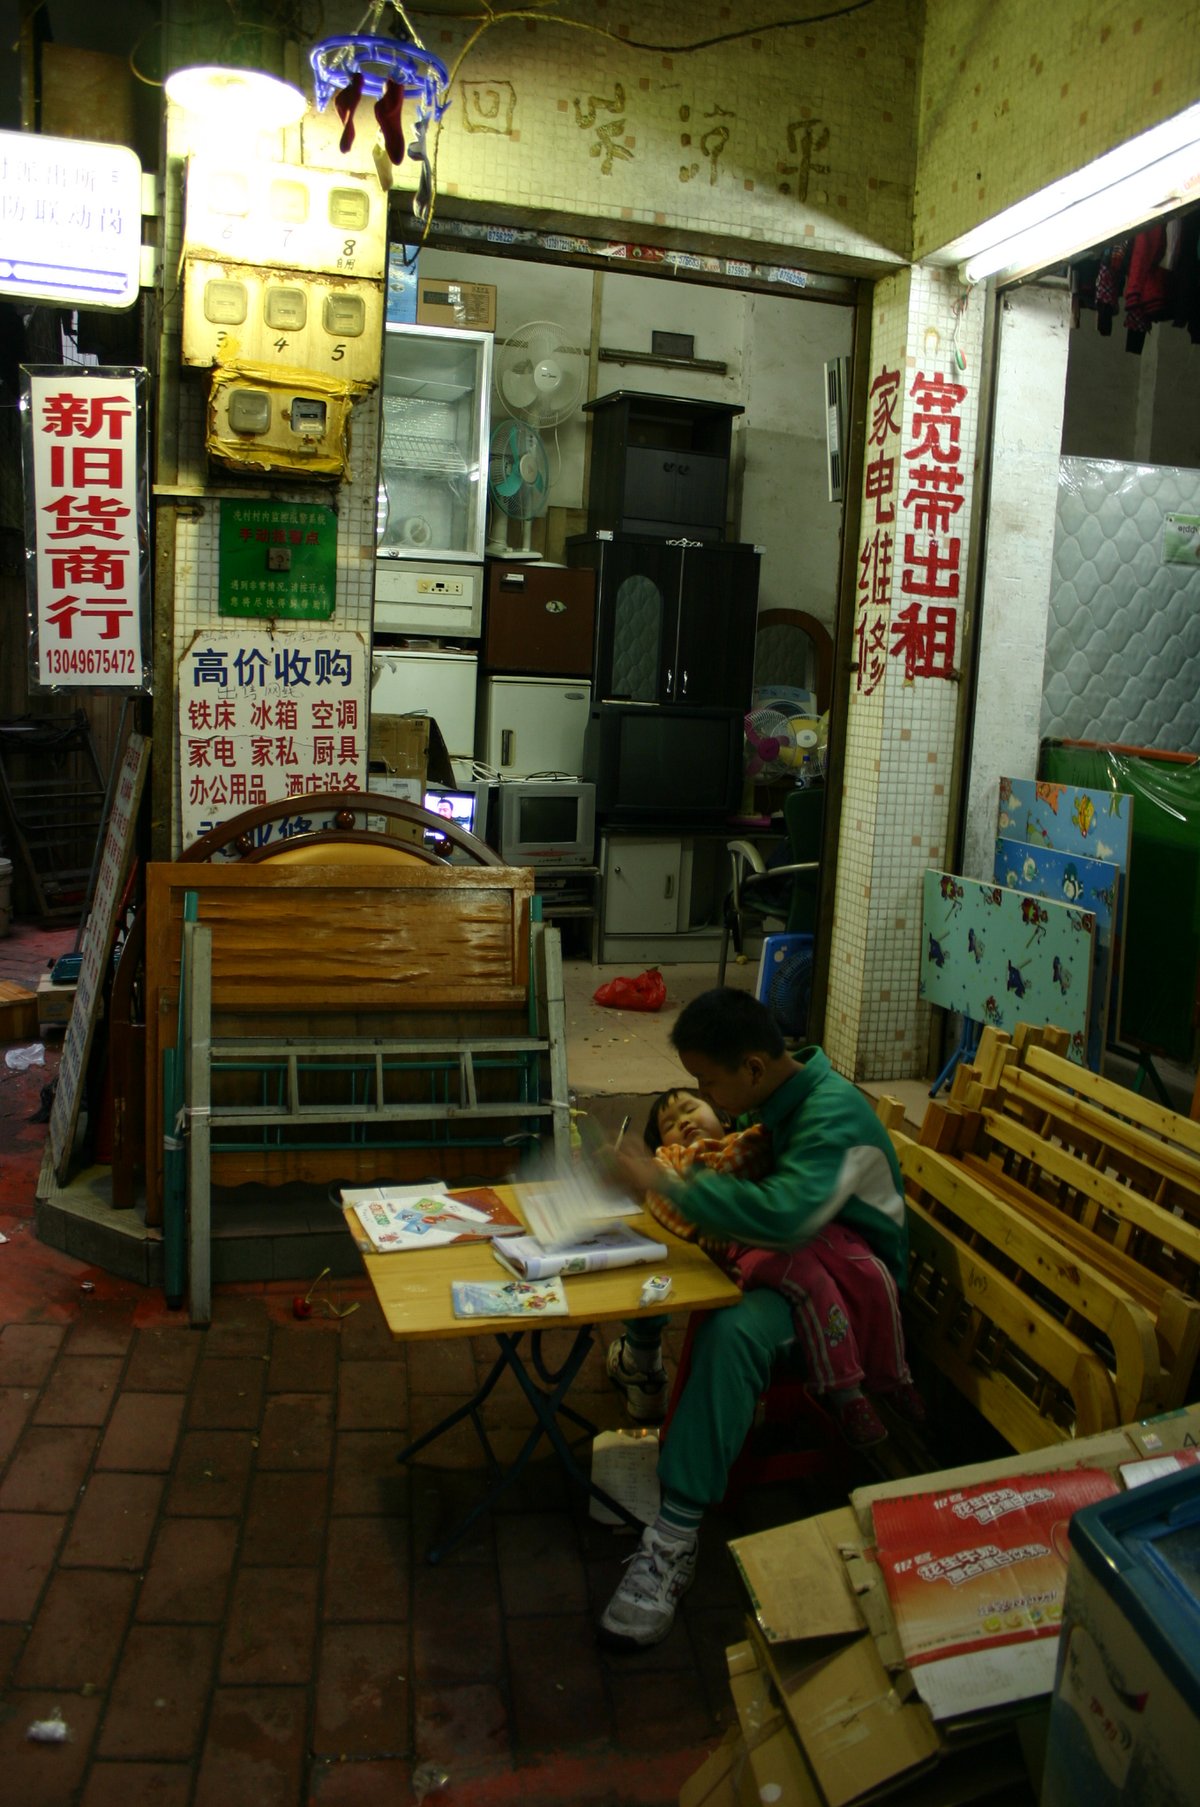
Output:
[345,1187,741,1561]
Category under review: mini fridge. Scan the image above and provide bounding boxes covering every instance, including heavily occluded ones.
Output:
[375,323,493,636]
[478,676,592,778]
[371,647,479,764]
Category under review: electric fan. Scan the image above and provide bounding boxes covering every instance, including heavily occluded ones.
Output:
[493,320,587,430]
[757,933,815,1042]
[487,418,550,558]
[743,708,802,780]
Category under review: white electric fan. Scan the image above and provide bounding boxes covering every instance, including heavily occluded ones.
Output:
[487,418,550,558]
[493,319,587,431]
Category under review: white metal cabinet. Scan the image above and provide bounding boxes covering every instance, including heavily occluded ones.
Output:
[601,835,688,937]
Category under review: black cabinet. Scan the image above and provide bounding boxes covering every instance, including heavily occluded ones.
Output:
[584,392,743,540]
[567,532,759,711]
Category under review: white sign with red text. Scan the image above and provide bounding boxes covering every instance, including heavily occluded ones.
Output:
[22,366,150,691]
[177,629,368,851]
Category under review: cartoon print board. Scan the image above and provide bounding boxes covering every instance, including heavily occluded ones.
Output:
[998,776,1132,865]
[921,871,1096,1066]
[997,776,1133,1041]
[994,837,1121,1065]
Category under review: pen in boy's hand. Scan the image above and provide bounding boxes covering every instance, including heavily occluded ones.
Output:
[615,1115,631,1149]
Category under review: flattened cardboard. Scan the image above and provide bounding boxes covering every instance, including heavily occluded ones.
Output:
[727,1641,822,1806]
[677,1725,760,1807]
[746,1618,941,1807]
[730,1506,867,1644]
[721,1408,1200,1804]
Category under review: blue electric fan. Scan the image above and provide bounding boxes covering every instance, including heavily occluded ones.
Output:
[756,932,815,1042]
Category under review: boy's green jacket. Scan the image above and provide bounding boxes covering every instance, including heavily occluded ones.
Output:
[664,1048,909,1284]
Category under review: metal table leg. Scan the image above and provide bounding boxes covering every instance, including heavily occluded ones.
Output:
[396,1325,646,1562]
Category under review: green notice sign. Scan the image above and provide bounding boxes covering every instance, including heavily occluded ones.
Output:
[218,500,338,620]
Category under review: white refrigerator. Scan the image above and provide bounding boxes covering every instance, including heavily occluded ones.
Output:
[478,676,592,778]
[371,647,479,765]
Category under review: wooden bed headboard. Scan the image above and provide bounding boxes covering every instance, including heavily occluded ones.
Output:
[144,860,535,1222]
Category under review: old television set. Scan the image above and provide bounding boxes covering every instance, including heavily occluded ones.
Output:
[422,783,492,859]
[496,779,596,869]
[584,703,743,822]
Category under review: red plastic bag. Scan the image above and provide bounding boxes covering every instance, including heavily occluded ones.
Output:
[592,968,667,1012]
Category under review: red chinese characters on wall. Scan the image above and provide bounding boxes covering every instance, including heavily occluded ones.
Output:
[894,370,967,680]
[855,365,901,697]
[24,370,148,689]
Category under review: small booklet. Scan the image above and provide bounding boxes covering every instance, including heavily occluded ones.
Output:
[450,1276,569,1319]
[492,1221,668,1281]
[343,1183,524,1253]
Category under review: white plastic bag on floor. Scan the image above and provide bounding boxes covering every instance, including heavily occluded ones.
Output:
[5,1043,44,1072]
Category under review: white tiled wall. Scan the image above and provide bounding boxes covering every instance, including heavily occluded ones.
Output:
[827,266,987,1081]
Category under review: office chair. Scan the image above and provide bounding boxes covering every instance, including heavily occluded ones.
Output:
[717,787,823,985]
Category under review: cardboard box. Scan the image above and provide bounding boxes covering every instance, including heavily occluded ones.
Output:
[36,971,78,1029]
[367,713,454,788]
[415,279,496,332]
[0,981,39,1043]
[719,1403,1200,1806]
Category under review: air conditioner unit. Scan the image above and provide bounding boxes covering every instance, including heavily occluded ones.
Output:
[823,355,849,503]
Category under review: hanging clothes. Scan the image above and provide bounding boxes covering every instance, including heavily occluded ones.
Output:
[1124,224,1171,353]
[1093,239,1130,336]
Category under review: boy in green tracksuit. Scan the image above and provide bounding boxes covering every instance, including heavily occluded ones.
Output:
[599,987,915,1650]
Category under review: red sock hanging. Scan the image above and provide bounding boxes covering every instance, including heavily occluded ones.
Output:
[374,80,406,164]
[334,72,365,153]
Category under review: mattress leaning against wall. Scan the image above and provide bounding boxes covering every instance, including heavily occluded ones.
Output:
[1042,457,1200,751]
[1041,457,1200,1064]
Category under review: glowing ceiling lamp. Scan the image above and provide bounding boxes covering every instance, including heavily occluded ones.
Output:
[934,103,1200,287]
[164,64,308,128]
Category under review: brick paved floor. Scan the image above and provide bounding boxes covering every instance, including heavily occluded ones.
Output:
[1,920,880,1806]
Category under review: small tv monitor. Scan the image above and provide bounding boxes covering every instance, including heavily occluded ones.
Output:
[497,780,596,869]
[584,704,742,821]
[422,784,491,857]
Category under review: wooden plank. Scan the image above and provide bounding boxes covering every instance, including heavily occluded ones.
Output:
[896,1135,1165,1421]
[1023,1042,1200,1160]
[999,1068,1200,1208]
[956,1151,1200,1407]
[905,1204,1122,1445]
[49,729,149,1180]
[980,1109,1200,1275]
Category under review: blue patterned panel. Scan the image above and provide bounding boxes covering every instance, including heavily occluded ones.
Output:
[611,575,663,702]
[920,870,1095,1066]
[998,776,1133,876]
[993,839,1119,945]
[993,838,1121,1067]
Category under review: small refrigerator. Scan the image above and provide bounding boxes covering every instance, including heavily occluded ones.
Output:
[371,647,479,765]
[478,676,592,777]
[375,323,493,637]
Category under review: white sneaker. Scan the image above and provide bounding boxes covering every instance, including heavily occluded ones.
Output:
[605,1337,669,1422]
[599,1525,698,1648]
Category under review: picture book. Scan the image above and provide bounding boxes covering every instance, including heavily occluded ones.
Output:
[450,1276,569,1319]
[342,1183,524,1253]
[491,1222,668,1281]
